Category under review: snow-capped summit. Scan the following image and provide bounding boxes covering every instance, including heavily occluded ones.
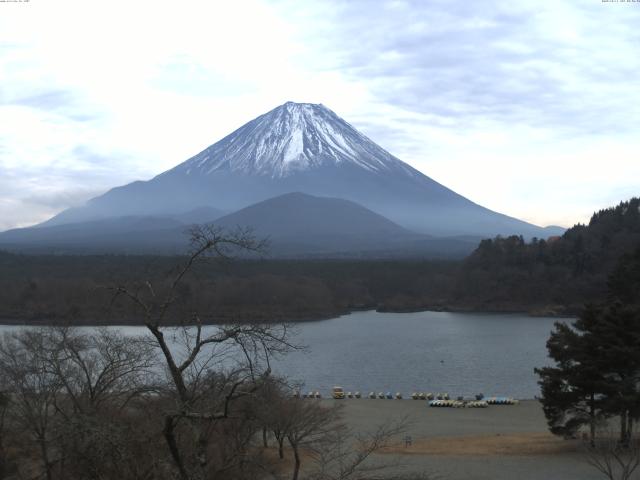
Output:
[36,101,562,239]
[170,102,416,178]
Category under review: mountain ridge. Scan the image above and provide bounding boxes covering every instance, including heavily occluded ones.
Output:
[19,101,564,239]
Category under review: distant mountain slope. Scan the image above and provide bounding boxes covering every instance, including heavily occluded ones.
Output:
[0,193,479,258]
[0,206,224,254]
[212,192,437,256]
[39,102,561,238]
[168,206,225,225]
[214,192,411,238]
[0,216,185,253]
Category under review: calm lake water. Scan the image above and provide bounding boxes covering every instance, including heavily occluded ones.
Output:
[271,310,564,399]
[0,310,566,399]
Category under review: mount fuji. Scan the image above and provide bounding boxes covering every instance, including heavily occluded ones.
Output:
[1,102,562,254]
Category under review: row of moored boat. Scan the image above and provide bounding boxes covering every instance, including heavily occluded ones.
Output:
[296,388,518,406]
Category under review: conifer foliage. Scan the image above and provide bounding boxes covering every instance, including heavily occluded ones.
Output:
[535,245,640,444]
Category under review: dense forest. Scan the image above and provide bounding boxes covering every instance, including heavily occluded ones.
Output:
[0,198,638,325]
[453,197,640,315]
[0,253,457,324]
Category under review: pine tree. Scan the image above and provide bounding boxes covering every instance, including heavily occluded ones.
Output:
[535,308,609,444]
[536,245,640,444]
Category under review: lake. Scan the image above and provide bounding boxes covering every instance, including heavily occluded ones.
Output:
[0,310,566,399]
[271,310,564,399]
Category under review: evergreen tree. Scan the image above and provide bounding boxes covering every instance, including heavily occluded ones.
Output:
[536,245,640,444]
[608,246,640,306]
[594,302,640,444]
[535,308,609,444]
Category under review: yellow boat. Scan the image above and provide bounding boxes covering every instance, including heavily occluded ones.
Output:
[332,386,345,399]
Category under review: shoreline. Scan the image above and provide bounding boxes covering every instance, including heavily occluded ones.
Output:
[0,305,576,327]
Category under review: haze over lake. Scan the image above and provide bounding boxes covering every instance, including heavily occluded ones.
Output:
[0,310,564,399]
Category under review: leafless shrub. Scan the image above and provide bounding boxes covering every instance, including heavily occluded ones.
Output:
[309,417,411,480]
[584,423,640,480]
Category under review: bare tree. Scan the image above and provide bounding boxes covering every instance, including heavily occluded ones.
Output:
[584,424,640,480]
[252,376,302,460]
[252,375,287,456]
[282,399,343,480]
[0,330,62,480]
[0,327,164,480]
[54,405,167,480]
[41,326,157,415]
[111,225,296,480]
[38,327,162,479]
[310,417,410,480]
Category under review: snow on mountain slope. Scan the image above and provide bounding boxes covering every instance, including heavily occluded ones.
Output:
[170,102,418,178]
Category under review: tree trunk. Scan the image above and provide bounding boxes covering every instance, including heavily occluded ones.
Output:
[291,444,301,480]
[262,426,268,448]
[620,410,628,446]
[39,437,53,480]
[163,416,190,480]
[147,326,189,401]
[589,393,596,447]
[278,437,285,459]
[196,423,209,476]
[0,440,6,480]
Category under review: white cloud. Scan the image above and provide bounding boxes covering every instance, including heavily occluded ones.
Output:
[0,0,638,231]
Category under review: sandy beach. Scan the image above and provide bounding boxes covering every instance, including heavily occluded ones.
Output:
[319,398,604,480]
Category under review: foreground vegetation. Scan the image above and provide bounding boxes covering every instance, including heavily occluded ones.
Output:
[0,326,422,480]
[0,228,418,480]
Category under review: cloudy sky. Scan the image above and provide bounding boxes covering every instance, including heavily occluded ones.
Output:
[1,0,638,231]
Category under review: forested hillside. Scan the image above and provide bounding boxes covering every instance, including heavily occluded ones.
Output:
[453,198,640,314]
